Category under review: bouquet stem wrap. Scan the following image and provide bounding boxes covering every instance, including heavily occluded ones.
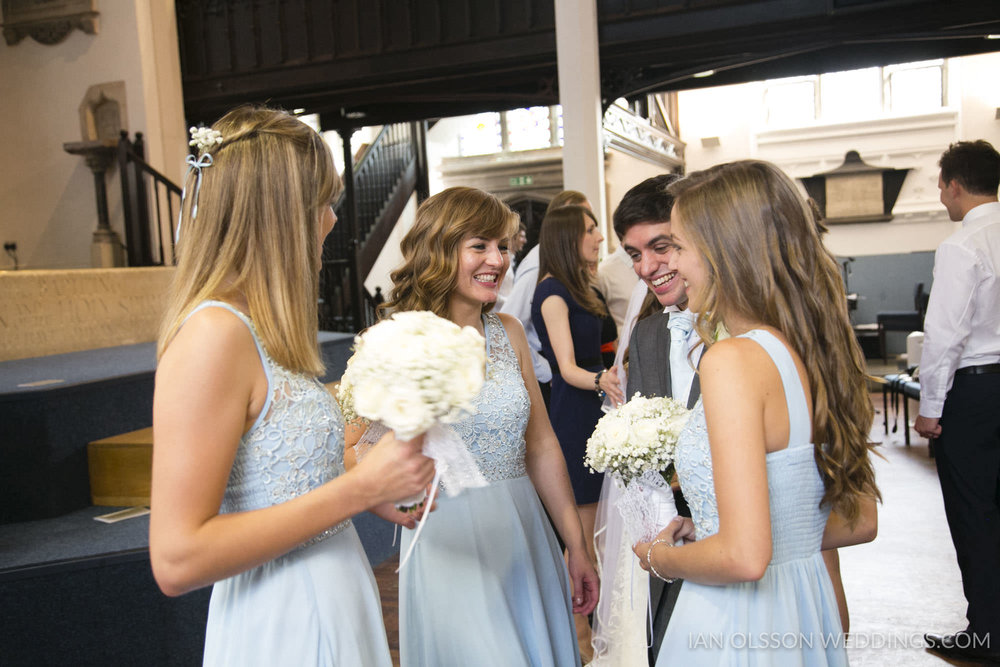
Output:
[584,393,689,660]
[355,420,487,570]
[614,469,680,545]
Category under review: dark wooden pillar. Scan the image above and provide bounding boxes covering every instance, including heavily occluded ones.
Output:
[340,128,364,331]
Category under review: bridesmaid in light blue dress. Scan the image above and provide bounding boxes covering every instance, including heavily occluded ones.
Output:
[381,187,600,667]
[150,107,435,666]
[195,301,394,666]
[634,161,880,666]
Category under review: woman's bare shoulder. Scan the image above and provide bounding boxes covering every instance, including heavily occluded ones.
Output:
[700,335,767,369]
[160,305,257,371]
[496,311,524,335]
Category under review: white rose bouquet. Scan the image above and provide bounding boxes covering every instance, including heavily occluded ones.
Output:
[585,394,691,544]
[339,310,489,513]
[339,310,486,440]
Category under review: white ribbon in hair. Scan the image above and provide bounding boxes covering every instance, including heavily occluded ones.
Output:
[174,153,214,244]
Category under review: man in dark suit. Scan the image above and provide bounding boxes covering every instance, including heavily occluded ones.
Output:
[612,174,700,664]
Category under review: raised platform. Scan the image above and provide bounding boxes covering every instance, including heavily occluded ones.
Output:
[0,333,354,524]
[0,504,398,665]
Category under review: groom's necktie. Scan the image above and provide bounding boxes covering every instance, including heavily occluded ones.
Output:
[667,310,696,402]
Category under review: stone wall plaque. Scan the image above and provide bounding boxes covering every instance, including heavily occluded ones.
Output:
[2,0,99,46]
[800,150,910,224]
[825,172,884,219]
[0,267,174,361]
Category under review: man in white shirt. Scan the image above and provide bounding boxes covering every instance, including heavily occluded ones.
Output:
[596,243,639,334]
[500,243,549,386]
[915,140,1000,664]
[494,222,526,310]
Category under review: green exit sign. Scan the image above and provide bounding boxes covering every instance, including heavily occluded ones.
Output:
[509,175,534,187]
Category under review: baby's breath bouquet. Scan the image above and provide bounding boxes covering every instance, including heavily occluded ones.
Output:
[585,394,691,544]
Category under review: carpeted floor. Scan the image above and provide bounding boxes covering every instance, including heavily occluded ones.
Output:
[375,390,989,666]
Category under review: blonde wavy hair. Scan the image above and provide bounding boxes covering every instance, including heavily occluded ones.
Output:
[158,106,342,376]
[538,205,606,317]
[668,160,879,522]
[382,186,519,318]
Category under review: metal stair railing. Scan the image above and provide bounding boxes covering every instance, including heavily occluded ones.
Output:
[117,132,182,266]
[320,120,428,333]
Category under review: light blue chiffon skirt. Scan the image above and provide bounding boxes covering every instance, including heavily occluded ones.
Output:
[656,552,848,666]
[203,523,392,666]
[399,476,580,667]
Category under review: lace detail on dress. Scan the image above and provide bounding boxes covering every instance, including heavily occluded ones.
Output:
[445,312,530,486]
[216,309,350,547]
[673,399,719,541]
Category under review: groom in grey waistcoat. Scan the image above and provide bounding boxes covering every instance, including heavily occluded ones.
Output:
[613,174,701,665]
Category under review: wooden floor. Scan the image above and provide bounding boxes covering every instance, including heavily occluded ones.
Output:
[374,390,980,666]
[374,557,401,666]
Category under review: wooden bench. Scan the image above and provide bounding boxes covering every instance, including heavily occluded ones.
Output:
[88,427,154,506]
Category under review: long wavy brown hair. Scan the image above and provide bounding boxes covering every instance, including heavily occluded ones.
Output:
[158,106,341,376]
[667,160,879,523]
[381,187,519,318]
[537,205,606,317]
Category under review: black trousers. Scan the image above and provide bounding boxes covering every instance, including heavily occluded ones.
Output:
[648,487,691,664]
[935,372,1000,638]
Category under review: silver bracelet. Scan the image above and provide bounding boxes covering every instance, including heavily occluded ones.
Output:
[646,538,676,583]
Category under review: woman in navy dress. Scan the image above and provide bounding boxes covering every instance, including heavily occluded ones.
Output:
[532,204,622,569]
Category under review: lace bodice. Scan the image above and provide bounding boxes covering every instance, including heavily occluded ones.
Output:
[674,329,830,562]
[447,312,530,484]
[190,301,350,545]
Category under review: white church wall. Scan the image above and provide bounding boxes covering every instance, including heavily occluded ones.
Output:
[678,51,1000,258]
[0,1,184,271]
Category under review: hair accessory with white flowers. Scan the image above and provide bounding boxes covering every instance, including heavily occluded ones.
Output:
[188,126,224,154]
[174,127,223,243]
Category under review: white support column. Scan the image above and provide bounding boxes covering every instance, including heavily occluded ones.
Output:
[135,0,187,263]
[554,0,608,238]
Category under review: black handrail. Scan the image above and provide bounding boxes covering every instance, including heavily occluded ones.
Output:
[117,132,182,266]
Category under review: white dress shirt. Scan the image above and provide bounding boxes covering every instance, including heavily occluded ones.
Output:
[498,245,551,383]
[919,201,1000,418]
[597,245,640,334]
[494,259,515,310]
